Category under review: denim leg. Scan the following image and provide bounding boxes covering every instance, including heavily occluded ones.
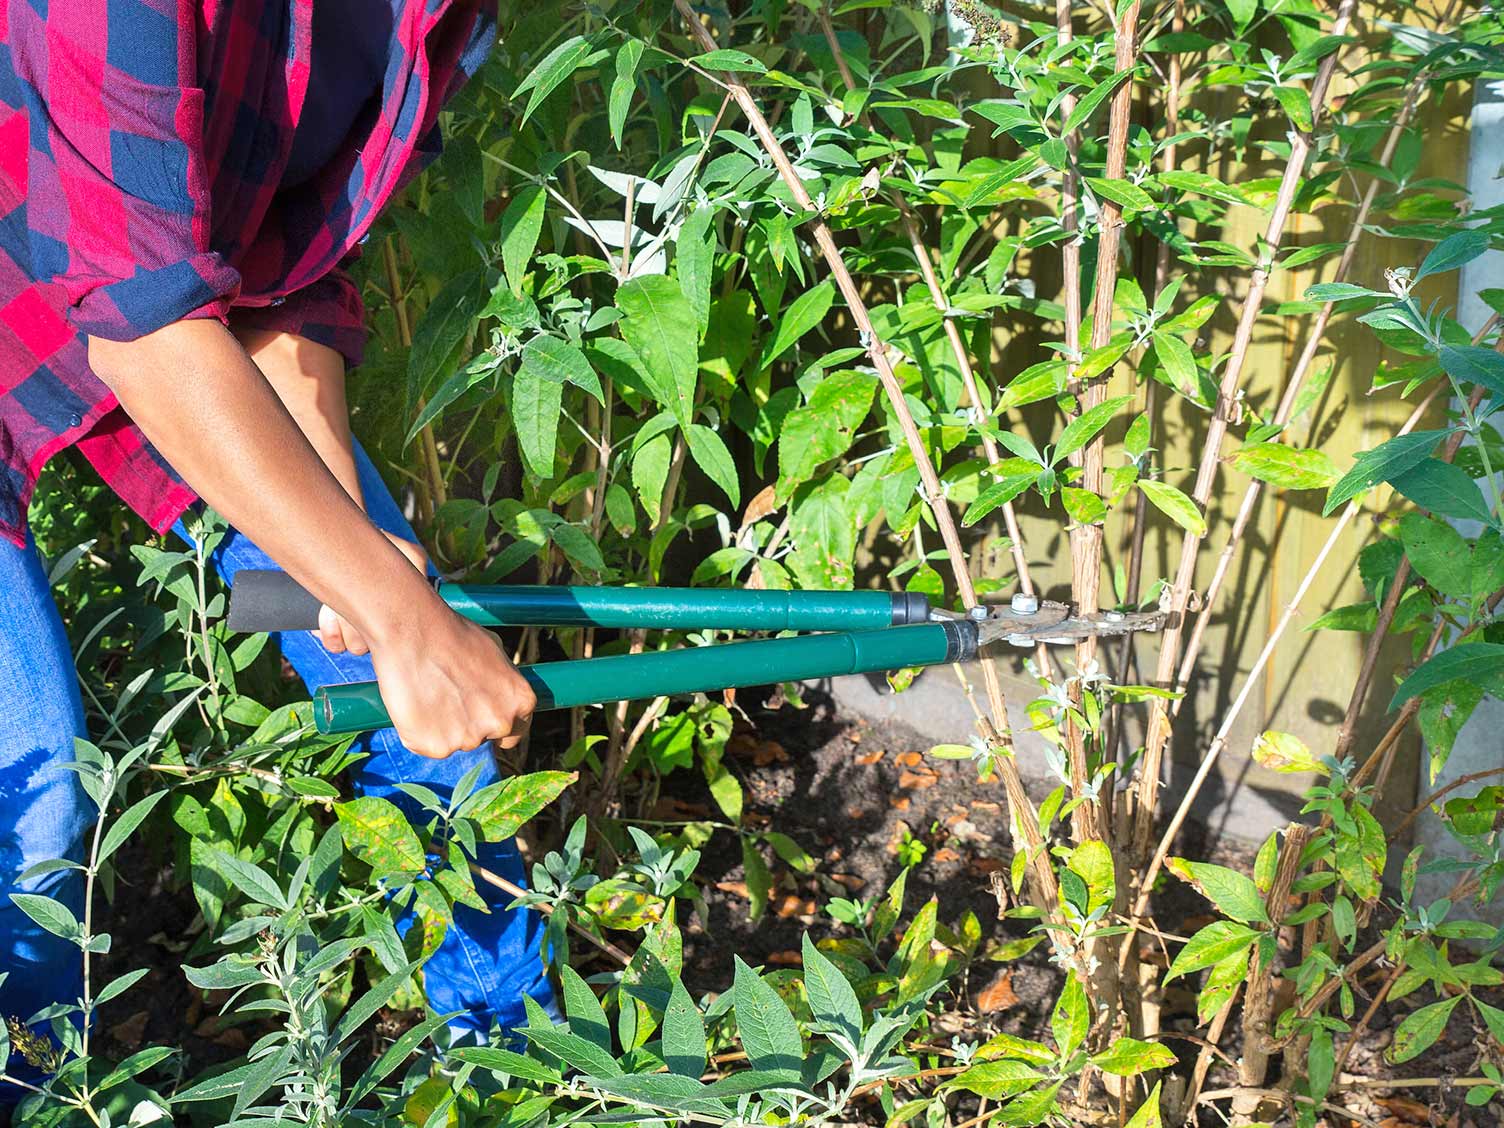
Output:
[177,443,552,1037]
[0,531,90,1083]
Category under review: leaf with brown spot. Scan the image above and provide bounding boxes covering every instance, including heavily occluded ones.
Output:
[739,484,778,530]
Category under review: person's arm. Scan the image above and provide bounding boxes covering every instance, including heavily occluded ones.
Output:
[232,325,424,658]
[90,320,535,757]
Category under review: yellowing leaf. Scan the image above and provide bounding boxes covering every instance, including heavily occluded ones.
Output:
[1251,731,1323,774]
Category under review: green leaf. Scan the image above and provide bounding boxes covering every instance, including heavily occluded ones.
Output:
[1325,431,1447,515]
[1087,177,1156,213]
[522,1023,624,1078]
[336,797,425,879]
[1137,480,1207,536]
[964,461,1039,526]
[1055,396,1132,463]
[608,40,644,147]
[1304,282,1383,302]
[512,358,565,478]
[691,48,768,72]
[406,270,487,410]
[1125,1082,1164,1128]
[617,276,699,428]
[801,934,862,1043]
[1230,443,1337,490]
[1067,840,1115,915]
[1198,949,1251,1025]
[1052,973,1089,1058]
[522,335,603,402]
[741,836,772,923]
[732,956,803,1074]
[788,476,855,589]
[677,205,715,336]
[1334,803,1386,903]
[777,370,878,493]
[1273,85,1313,132]
[560,965,612,1052]
[1225,0,1258,33]
[499,186,547,293]
[10,893,81,942]
[1166,858,1267,923]
[1064,70,1134,134]
[1164,921,1260,983]
[1000,360,1068,410]
[1390,459,1493,525]
[516,35,607,126]
[946,1059,1046,1099]
[206,846,290,912]
[1091,1037,1177,1077]
[1439,345,1504,400]
[759,282,836,372]
[1152,333,1198,394]
[662,978,708,1078]
[1393,643,1504,712]
[1061,486,1107,525]
[1390,995,1462,1063]
[687,424,741,507]
[1399,513,1473,598]
[1416,230,1490,281]
[467,771,575,842]
[449,1045,561,1085]
[98,791,169,865]
[1158,169,1252,207]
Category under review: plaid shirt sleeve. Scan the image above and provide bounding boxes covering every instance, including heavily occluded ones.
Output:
[7,0,243,342]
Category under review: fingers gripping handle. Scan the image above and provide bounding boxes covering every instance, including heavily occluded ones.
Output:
[226,570,324,633]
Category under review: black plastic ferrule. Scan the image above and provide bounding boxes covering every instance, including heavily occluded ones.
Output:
[891,591,932,626]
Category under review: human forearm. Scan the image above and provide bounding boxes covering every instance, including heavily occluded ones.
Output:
[88,319,431,643]
[233,326,366,510]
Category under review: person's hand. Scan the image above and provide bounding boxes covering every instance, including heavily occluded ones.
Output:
[312,532,535,756]
[316,532,428,656]
[368,597,537,757]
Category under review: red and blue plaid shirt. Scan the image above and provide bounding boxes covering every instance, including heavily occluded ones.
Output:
[0,0,493,547]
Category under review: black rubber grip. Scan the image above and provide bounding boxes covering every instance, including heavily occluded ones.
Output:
[890,591,932,625]
[942,619,979,663]
[226,570,323,633]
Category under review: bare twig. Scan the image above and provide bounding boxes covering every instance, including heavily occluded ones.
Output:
[1124,388,1440,936]
[1132,0,1359,860]
[1169,76,1432,723]
[670,0,1071,926]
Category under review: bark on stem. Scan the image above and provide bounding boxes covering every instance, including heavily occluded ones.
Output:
[1064,0,1142,847]
[670,0,1071,916]
[1169,78,1429,721]
[1124,387,1441,934]
[815,5,1048,670]
[1131,0,1358,860]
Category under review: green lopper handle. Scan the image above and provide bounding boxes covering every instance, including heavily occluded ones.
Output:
[227,569,929,634]
[313,621,977,736]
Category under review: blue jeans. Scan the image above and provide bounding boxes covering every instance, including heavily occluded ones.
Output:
[0,445,552,1071]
